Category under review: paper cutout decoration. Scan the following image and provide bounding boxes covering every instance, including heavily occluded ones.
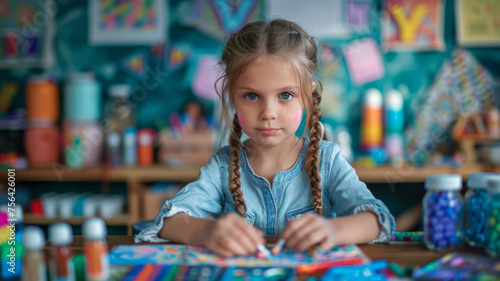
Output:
[344,0,372,31]
[406,49,497,166]
[121,50,147,79]
[268,0,351,38]
[456,0,500,46]
[89,0,167,45]
[166,44,191,71]
[382,0,445,51]
[343,38,385,85]
[191,55,221,101]
[150,42,165,62]
[182,0,260,39]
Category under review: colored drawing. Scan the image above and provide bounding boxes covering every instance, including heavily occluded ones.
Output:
[109,244,367,268]
[343,37,385,85]
[182,0,261,39]
[191,55,221,101]
[167,44,191,71]
[121,50,147,78]
[382,0,444,51]
[109,245,185,265]
[89,0,166,45]
[413,253,500,280]
[456,0,500,46]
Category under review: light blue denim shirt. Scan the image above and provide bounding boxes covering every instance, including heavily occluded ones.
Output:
[135,138,395,243]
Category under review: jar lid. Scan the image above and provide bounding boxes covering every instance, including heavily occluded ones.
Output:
[487,176,500,194]
[82,218,107,240]
[466,173,498,189]
[49,222,73,246]
[425,174,462,190]
[23,226,45,251]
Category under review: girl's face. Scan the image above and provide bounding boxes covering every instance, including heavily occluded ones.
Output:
[233,55,310,148]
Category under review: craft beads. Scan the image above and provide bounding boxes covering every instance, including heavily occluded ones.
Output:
[486,177,500,258]
[423,174,463,251]
[465,173,495,247]
[390,232,423,242]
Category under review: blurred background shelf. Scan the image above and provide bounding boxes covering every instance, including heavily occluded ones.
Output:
[3,164,498,183]
[23,213,129,226]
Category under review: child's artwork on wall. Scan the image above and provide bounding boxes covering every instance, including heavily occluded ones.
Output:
[343,0,373,31]
[343,38,385,85]
[182,0,261,40]
[456,0,500,46]
[166,44,191,72]
[382,0,445,51]
[0,0,55,68]
[121,50,148,79]
[267,0,351,38]
[89,0,167,45]
[189,55,221,101]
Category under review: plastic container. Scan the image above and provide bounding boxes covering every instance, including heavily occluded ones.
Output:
[465,173,495,247]
[48,222,75,281]
[22,226,47,281]
[83,218,110,281]
[26,76,59,122]
[486,176,500,258]
[24,124,60,166]
[423,174,463,251]
[64,73,102,123]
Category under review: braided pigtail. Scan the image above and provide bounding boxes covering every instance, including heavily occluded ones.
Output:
[305,90,324,215]
[229,115,246,217]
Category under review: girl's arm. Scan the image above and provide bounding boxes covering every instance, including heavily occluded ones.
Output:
[327,212,380,244]
[158,213,214,245]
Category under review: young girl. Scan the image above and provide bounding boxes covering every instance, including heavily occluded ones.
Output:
[136,19,395,257]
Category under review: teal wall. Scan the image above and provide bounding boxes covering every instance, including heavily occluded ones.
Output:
[1,0,499,156]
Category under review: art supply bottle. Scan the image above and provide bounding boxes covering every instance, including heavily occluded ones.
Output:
[22,226,47,281]
[123,127,137,166]
[48,222,75,281]
[82,218,110,281]
[485,176,500,258]
[423,174,463,251]
[384,89,404,167]
[104,84,135,167]
[361,89,383,152]
[465,173,494,247]
[137,129,155,166]
[485,106,500,139]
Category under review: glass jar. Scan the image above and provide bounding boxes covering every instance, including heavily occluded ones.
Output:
[423,174,463,251]
[486,176,500,258]
[465,173,495,247]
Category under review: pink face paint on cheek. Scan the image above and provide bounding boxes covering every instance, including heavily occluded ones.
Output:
[293,110,303,125]
[237,113,245,127]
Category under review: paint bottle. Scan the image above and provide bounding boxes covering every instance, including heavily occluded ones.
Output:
[485,106,500,139]
[137,129,155,166]
[22,226,47,281]
[485,176,500,258]
[384,90,404,167]
[82,218,109,281]
[361,89,383,152]
[48,222,75,281]
[423,174,463,251]
[123,127,137,166]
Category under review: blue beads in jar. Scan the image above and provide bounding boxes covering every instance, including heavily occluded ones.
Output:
[423,174,463,251]
[464,173,495,247]
[486,176,500,258]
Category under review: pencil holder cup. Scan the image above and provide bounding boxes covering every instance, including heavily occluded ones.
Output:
[423,174,463,251]
[465,173,495,247]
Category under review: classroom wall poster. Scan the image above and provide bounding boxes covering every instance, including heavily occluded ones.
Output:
[343,0,373,32]
[89,0,167,45]
[343,37,385,85]
[382,0,445,51]
[456,0,500,46]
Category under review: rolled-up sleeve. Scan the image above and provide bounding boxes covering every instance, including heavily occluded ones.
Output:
[134,152,225,243]
[324,143,395,243]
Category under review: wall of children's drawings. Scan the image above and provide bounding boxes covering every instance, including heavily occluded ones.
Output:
[0,0,499,168]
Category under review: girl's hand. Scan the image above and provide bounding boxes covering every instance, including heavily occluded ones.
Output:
[281,213,338,252]
[203,213,265,257]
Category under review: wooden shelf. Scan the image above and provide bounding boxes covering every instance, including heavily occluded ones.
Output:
[3,164,498,183]
[23,213,130,226]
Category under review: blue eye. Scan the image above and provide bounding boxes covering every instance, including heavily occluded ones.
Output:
[245,93,258,100]
[280,92,293,100]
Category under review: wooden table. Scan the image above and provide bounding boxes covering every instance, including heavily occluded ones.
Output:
[67,235,488,268]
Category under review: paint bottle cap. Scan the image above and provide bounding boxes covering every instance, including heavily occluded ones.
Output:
[364,89,382,107]
[425,174,462,191]
[385,90,403,110]
[49,222,73,246]
[109,84,131,98]
[487,176,500,194]
[82,218,107,240]
[23,226,45,251]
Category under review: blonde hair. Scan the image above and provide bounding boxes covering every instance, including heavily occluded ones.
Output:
[216,19,326,216]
